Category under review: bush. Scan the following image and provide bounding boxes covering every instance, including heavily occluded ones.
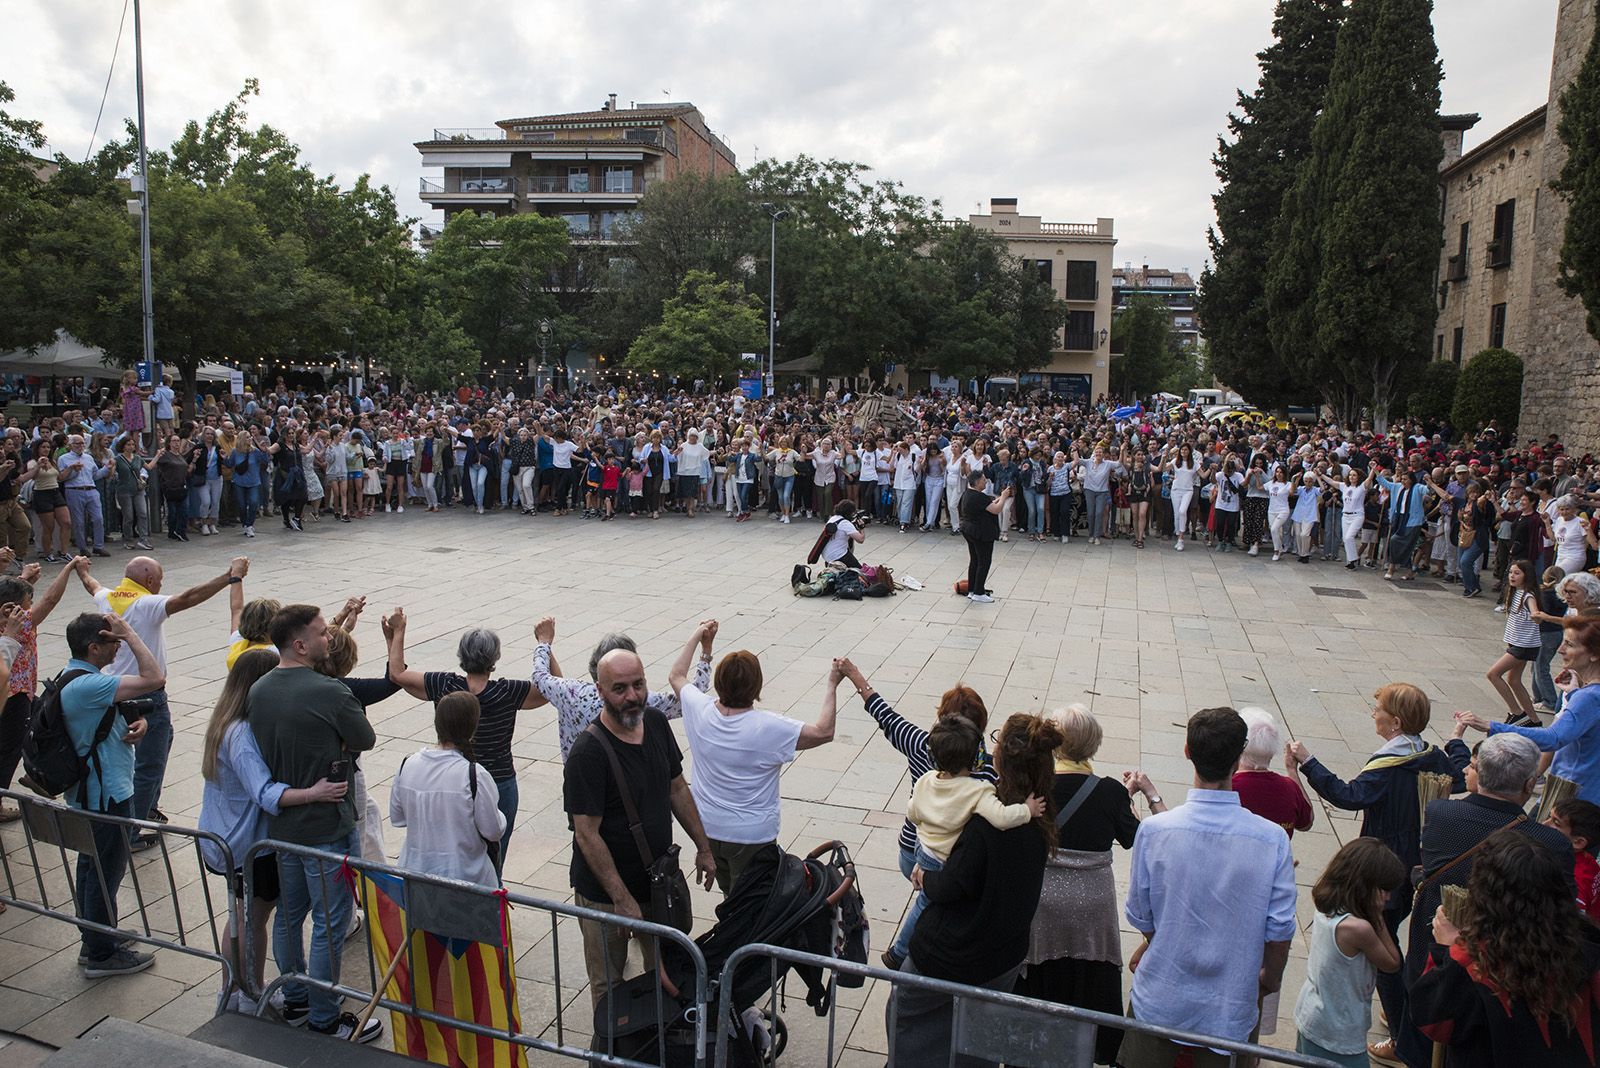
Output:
[1404,360,1460,424]
[1451,348,1523,434]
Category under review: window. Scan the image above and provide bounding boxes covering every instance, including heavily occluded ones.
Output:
[1034,259,1053,288]
[1447,222,1469,280]
[1490,303,1507,349]
[1452,327,1464,364]
[1065,260,1098,301]
[562,212,591,236]
[1436,334,1444,361]
[597,210,626,238]
[1490,199,1515,268]
[567,167,589,194]
[1065,310,1097,350]
[603,165,635,193]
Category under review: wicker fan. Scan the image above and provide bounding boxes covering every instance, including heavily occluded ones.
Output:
[1440,885,1470,927]
[1417,772,1455,828]
[1537,773,1580,823]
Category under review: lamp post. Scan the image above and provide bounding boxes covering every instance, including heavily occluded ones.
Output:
[762,203,789,397]
[132,0,155,377]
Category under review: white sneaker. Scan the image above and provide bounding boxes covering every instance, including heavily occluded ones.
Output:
[781,515,790,524]
[968,593,994,603]
[1247,545,1258,556]
[349,907,364,938]
[1060,535,1068,544]
[1272,552,1281,561]
[385,504,392,513]
[1175,540,1185,552]
[396,505,405,514]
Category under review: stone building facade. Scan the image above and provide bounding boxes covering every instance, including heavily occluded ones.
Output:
[1438,0,1600,447]
[1522,0,1600,447]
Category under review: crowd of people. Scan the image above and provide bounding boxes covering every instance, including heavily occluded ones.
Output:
[4,374,1600,1067]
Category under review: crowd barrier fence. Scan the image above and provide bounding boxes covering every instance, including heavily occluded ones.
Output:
[0,787,237,1003]
[241,838,712,1068]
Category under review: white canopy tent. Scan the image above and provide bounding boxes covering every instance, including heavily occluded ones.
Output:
[0,330,236,382]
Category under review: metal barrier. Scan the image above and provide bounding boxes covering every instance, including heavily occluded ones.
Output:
[0,787,238,1001]
[242,839,712,1068]
[713,943,1341,1068]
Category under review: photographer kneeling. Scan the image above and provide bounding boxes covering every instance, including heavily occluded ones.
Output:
[60,610,166,976]
[821,501,866,569]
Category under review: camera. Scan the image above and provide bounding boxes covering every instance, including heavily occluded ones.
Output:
[117,695,158,723]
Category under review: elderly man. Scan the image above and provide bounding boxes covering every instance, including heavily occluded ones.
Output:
[59,434,112,558]
[74,554,248,841]
[1383,732,1572,1067]
[563,640,715,1012]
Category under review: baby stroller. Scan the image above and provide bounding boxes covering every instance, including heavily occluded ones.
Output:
[593,841,866,1067]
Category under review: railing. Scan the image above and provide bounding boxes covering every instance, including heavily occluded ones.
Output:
[1040,221,1101,236]
[715,943,1340,1068]
[0,788,237,1006]
[1064,279,1098,301]
[420,176,518,195]
[431,127,507,141]
[1064,332,1100,351]
[242,840,711,1068]
[529,175,647,195]
[1446,253,1467,281]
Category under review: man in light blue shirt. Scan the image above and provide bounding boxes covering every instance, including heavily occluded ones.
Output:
[59,434,111,557]
[1122,707,1296,1065]
[59,610,166,977]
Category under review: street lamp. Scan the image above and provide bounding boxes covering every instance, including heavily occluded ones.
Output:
[762,203,789,397]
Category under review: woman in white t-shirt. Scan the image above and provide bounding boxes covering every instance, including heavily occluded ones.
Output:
[1165,443,1201,551]
[812,439,840,519]
[1546,496,1598,577]
[1265,465,1295,561]
[390,691,506,889]
[667,626,843,893]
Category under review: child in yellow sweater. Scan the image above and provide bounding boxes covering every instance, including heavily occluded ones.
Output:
[883,716,1044,969]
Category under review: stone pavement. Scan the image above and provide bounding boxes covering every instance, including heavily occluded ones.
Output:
[0,506,1514,1065]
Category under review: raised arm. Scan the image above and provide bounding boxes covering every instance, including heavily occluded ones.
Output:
[383,607,429,699]
[73,554,108,598]
[667,619,716,697]
[796,659,843,751]
[30,558,81,627]
[169,557,249,615]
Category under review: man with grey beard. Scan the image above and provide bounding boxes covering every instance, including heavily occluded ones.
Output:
[564,642,716,1009]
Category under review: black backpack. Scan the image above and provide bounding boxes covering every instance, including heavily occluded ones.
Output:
[21,669,117,805]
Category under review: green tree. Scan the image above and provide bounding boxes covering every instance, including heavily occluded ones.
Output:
[921,226,1065,385]
[1111,295,1181,398]
[1268,0,1442,429]
[1401,359,1460,423]
[387,302,480,390]
[625,270,766,382]
[1451,348,1524,433]
[1199,0,1344,408]
[1553,1,1600,341]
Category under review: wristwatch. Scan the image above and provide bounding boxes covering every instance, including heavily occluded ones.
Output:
[228,576,242,584]
[1146,794,1163,807]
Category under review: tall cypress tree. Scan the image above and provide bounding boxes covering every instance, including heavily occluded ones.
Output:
[1198,0,1344,409]
[1268,0,1442,428]
[1554,2,1600,341]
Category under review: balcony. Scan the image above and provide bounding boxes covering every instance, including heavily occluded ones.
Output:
[1039,222,1101,237]
[527,174,647,197]
[1446,254,1467,282]
[1064,332,1099,351]
[430,128,506,142]
[1487,238,1512,269]
[419,176,518,202]
[1064,279,1098,302]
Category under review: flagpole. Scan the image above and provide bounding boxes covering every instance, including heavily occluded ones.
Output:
[133,0,155,374]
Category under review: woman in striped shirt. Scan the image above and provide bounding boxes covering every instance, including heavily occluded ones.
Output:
[834,657,994,880]
[1489,559,1543,726]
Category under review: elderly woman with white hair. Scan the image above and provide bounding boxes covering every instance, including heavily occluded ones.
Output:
[1233,707,1314,838]
[1544,495,1598,578]
[1016,704,1165,1065]
[386,611,551,869]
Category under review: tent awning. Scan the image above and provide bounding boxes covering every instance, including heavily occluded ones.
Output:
[0,331,121,376]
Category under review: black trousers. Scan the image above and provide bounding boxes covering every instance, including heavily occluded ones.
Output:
[0,690,29,789]
[964,534,994,595]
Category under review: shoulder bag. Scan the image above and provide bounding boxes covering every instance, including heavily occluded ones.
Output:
[583,722,693,932]
[1055,773,1101,829]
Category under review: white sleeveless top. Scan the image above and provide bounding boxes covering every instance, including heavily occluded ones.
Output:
[1292,911,1376,1056]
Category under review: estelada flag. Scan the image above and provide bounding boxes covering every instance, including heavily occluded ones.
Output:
[359,869,528,1068]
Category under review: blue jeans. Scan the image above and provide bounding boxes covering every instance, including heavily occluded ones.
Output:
[66,486,105,550]
[1461,540,1487,594]
[1084,488,1110,538]
[493,775,518,872]
[890,845,944,961]
[923,479,944,528]
[233,483,259,528]
[896,487,916,526]
[735,482,751,513]
[75,797,132,960]
[1535,629,1563,708]
[130,690,171,823]
[468,464,487,507]
[897,843,916,881]
[274,827,361,1029]
[1322,507,1341,560]
[1023,487,1044,534]
[499,458,516,507]
[777,475,794,512]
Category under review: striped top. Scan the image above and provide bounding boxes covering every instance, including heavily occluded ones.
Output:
[423,672,531,781]
[862,691,996,854]
[1503,590,1541,648]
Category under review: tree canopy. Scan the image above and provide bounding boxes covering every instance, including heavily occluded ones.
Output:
[1554,1,1600,342]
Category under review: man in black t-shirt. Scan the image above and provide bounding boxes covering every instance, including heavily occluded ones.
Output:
[958,470,1005,604]
[564,647,714,1008]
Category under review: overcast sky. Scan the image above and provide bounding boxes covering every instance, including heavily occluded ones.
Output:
[6,0,1563,277]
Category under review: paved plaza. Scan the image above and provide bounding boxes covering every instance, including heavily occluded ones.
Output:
[0,509,1512,1064]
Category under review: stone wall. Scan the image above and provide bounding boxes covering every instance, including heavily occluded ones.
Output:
[1436,116,1545,362]
[1523,0,1600,448]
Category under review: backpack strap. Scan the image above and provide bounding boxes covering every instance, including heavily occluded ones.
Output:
[1055,774,1101,829]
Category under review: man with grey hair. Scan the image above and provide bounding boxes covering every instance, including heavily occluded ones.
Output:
[532,617,714,761]
[1390,732,1573,1065]
[59,434,111,557]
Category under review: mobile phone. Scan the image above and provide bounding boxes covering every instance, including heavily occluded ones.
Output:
[327,758,349,784]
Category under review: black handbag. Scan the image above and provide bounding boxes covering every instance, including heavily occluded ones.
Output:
[584,723,693,933]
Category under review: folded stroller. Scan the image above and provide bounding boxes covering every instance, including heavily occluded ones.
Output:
[593,841,866,1067]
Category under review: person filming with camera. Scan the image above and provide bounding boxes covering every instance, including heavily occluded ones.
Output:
[59,609,166,977]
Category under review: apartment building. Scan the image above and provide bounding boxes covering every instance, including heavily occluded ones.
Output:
[936,198,1116,404]
[1112,265,1201,349]
[414,95,737,242]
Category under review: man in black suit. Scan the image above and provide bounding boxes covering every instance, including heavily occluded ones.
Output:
[1386,733,1572,1067]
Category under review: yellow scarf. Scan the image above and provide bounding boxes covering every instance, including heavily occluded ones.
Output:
[104,576,154,617]
[1055,758,1094,775]
[1361,746,1437,773]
